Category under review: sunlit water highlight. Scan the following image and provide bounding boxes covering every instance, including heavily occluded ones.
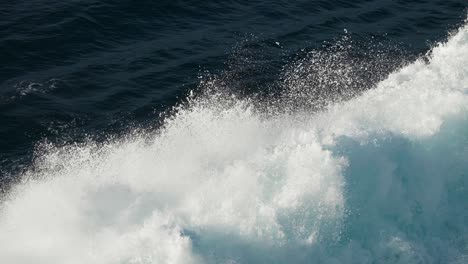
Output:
[0,21,467,264]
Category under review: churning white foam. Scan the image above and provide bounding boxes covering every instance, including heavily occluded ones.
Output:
[0,22,467,264]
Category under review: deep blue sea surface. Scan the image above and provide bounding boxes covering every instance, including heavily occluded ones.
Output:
[0,1,467,263]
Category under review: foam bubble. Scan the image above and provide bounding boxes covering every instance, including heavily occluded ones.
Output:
[0,20,467,264]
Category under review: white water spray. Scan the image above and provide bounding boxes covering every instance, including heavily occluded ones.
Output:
[0,21,467,264]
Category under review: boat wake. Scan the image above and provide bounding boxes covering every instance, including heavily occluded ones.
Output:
[0,21,467,264]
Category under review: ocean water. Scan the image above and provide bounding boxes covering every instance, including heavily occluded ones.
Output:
[1,1,468,264]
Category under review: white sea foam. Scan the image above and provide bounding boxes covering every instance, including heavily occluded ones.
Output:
[0,22,467,264]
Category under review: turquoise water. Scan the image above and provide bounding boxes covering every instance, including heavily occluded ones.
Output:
[0,19,467,263]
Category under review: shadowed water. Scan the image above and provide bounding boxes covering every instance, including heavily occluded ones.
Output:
[0,1,467,263]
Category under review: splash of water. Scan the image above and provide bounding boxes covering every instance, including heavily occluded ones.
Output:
[1,22,467,264]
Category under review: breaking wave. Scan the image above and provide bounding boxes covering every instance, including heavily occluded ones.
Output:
[1,21,467,264]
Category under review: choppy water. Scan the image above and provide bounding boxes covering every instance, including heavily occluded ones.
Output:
[1,1,467,263]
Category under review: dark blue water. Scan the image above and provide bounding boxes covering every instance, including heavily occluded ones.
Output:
[0,1,467,263]
[1,0,466,176]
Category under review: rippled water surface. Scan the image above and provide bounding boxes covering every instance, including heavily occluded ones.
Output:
[0,1,467,263]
